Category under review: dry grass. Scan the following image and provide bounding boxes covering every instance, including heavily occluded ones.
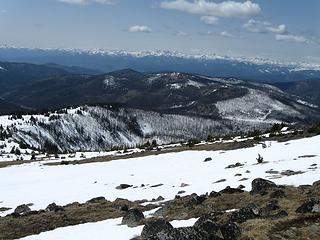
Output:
[0,198,157,239]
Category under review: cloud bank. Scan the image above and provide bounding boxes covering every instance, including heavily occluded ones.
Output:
[58,0,116,5]
[129,25,152,33]
[275,34,311,44]
[200,16,219,25]
[161,0,261,18]
[243,19,286,34]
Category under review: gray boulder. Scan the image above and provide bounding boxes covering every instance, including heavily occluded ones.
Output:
[141,219,173,238]
[250,178,277,195]
[122,208,145,227]
[147,227,210,240]
[14,204,31,215]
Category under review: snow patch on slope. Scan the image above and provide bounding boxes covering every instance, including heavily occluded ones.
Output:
[216,88,300,122]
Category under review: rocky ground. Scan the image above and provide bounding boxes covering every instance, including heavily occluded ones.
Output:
[1,178,320,240]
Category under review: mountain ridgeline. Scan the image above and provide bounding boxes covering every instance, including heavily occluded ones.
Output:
[1,46,320,82]
[0,60,320,151]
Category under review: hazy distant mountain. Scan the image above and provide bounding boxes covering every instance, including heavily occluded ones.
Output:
[272,79,320,106]
[1,46,320,82]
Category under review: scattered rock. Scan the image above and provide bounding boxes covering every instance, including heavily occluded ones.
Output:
[270,189,286,198]
[151,184,164,188]
[298,155,317,158]
[230,203,259,223]
[156,196,165,201]
[45,203,65,212]
[234,173,242,177]
[14,204,31,215]
[214,179,226,183]
[86,196,106,203]
[120,205,129,212]
[116,184,133,190]
[204,157,212,162]
[281,170,304,176]
[122,208,145,227]
[225,162,244,169]
[180,183,189,188]
[194,215,223,239]
[177,191,186,195]
[296,198,320,213]
[250,178,277,195]
[220,222,241,240]
[191,193,207,205]
[220,186,244,194]
[147,227,210,240]
[141,219,173,238]
[239,178,249,182]
[153,206,169,217]
[209,191,221,198]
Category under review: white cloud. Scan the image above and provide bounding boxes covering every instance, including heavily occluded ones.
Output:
[129,25,152,33]
[200,16,219,25]
[175,31,188,36]
[243,19,286,34]
[220,31,235,38]
[57,0,116,5]
[275,34,311,44]
[161,0,261,18]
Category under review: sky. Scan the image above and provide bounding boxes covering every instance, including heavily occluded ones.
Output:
[0,0,320,63]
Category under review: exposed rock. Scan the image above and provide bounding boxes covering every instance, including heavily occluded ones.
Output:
[141,219,173,238]
[192,194,207,205]
[122,209,145,227]
[86,196,106,203]
[155,196,165,201]
[209,191,221,198]
[230,204,259,223]
[120,205,129,212]
[312,204,320,213]
[220,222,241,240]
[180,183,190,188]
[270,189,286,198]
[266,199,280,211]
[45,203,65,212]
[214,179,226,183]
[220,186,244,194]
[151,184,164,188]
[204,157,212,162]
[147,227,210,240]
[225,162,244,169]
[194,215,223,239]
[14,204,31,215]
[116,184,133,190]
[177,191,186,194]
[250,178,277,195]
[296,199,320,213]
[153,206,169,217]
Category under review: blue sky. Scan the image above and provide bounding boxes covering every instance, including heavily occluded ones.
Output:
[0,0,319,63]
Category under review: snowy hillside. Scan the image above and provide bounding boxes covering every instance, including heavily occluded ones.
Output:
[0,134,319,239]
[1,101,310,154]
[0,106,227,152]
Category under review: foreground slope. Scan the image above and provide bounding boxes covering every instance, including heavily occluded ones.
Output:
[0,134,319,239]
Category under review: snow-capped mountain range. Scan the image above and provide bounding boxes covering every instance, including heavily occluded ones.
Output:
[1,45,320,82]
